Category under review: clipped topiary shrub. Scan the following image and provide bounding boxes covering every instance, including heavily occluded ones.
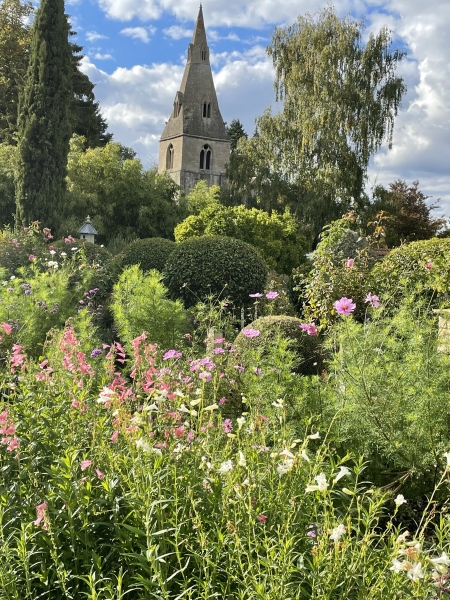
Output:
[233,315,323,375]
[164,236,268,308]
[368,238,450,308]
[121,237,176,274]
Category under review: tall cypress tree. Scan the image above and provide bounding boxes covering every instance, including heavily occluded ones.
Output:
[15,0,72,230]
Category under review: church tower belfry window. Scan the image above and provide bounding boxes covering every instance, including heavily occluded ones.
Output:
[202,102,211,118]
[166,144,174,170]
[201,48,207,60]
[200,144,211,170]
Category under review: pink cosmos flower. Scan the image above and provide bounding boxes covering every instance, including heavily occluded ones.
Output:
[334,297,356,315]
[365,293,380,308]
[35,502,47,527]
[425,262,433,269]
[300,323,318,336]
[80,460,92,471]
[214,337,225,344]
[199,371,212,381]
[163,349,182,360]
[257,514,267,523]
[265,291,279,299]
[1,322,12,335]
[249,293,263,298]
[213,347,225,355]
[96,469,105,479]
[242,328,260,338]
[219,397,227,405]
[346,258,355,268]
[28,254,35,261]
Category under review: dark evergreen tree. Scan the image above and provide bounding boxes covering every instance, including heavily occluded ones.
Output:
[226,118,248,152]
[70,35,112,147]
[15,0,73,230]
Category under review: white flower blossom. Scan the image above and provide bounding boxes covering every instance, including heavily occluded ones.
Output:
[236,416,246,430]
[430,552,450,566]
[390,559,403,573]
[218,460,233,474]
[190,398,201,406]
[277,458,294,475]
[238,451,246,467]
[301,449,310,462]
[329,524,347,541]
[272,399,284,408]
[97,386,114,404]
[143,403,158,412]
[280,448,295,459]
[135,438,151,453]
[308,431,320,440]
[394,494,407,506]
[305,473,328,492]
[333,466,351,483]
[203,403,218,411]
[444,452,450,468]
[407,562,424,581]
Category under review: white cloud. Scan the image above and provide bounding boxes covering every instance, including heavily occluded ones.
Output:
[93,53,114,60]
[120,26,157,43]
[163,25,193,40]
[86,31,108,42]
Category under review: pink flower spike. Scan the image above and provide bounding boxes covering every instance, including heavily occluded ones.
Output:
[7,437,19,451]
[300,323,318,336]
[110,431,119,442]
[334,297,356,316]
[34,502,47,527]
[1,322,12,335]
[346,258,355,268]
[257,514,267,523]
[265,291,279,299]
[249,293,263,298]
[365,293,380,308]
[242,328,260,338]
[80,460,92,471]
[96,469,105,480]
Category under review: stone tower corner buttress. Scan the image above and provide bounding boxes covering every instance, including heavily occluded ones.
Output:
[158,5,230,194]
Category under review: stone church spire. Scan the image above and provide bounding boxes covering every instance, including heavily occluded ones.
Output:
[158,6,230,193]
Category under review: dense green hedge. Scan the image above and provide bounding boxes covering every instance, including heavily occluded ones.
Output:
[164,235,268,308]
[369,238,450,307]
[121,237,176,274]
[233,315,323,375]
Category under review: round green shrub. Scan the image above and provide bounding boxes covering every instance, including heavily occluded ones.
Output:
[233,315,323,375]
[164,236,268,308]
[368,238,450,308]
[121,237,176,274]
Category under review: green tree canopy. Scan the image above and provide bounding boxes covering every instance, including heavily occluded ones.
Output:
[15,0,73,231]
[0,0,110,147]
[65,136,187,243]
[227,118,248,152]
[364,180,445,247]
[174,204,308,273]
[227,6,406,241]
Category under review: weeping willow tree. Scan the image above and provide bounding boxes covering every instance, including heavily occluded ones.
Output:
[228,6,406,241]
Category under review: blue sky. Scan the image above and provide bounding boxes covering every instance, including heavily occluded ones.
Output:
[59,0,450,216]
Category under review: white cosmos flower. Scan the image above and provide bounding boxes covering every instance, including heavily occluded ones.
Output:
[334,466,351,483]
[308,431,320,440]
[236,416,246,430]
[329,524,346,541]
[218,460,233,474]
[394,494,407,506]
[407,562,424,581]
[238,451,246,467]
[277,458,294,475]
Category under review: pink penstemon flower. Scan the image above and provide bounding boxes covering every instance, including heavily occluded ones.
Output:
[80,460,92,471]
[257,514,267,523]
[34,502,47,528]
[334,297,356,315]
[96,469,105,480]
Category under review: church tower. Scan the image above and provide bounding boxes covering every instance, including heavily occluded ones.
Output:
[158,6,230,193]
